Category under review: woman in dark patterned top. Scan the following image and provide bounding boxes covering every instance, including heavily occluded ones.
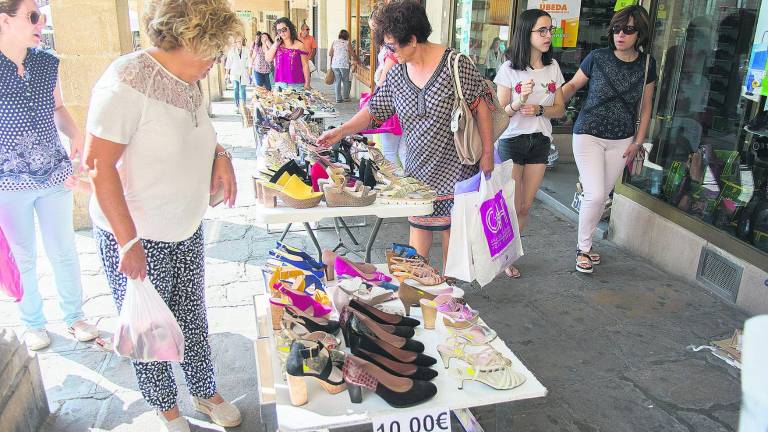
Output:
[561,5,657,274]
[0,0,98,351]
[317,0,495,270]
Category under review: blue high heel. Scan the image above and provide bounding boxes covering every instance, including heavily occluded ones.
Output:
[391,243,419,258]
[269,249,325,279]
[281,272,326,293]
[275,241,323,269]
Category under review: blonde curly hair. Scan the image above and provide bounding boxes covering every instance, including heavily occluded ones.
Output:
[144,0,243,58]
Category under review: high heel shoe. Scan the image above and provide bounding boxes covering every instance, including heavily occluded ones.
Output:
[420,294,478,330]
[348,299,420,328]
[285,340,346,406]
[335,256,392,283]
[393,266,445,286]
[333,277,395,311]
[440,339,525,391]
[279,285,333,318]
[268,250,324,279]
[309,161,329,193]
[346,331,436,367]
[322,175,377,207]
[446,322,497,346]
[351,347,438,381]
[436,337,511,369]
[343,356,437,408]
[340,306,419,348]
[276,242,324,270]
[280,310,341,350]
[279,175,324,209]
[283,304,340,335]
[322,249,378,280]
[397,280,437,316]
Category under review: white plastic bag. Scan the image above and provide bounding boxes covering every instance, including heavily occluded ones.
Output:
[446,161,523,286]
[114,278,185,362]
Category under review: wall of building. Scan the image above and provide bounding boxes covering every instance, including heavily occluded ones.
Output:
[609,194,768,315]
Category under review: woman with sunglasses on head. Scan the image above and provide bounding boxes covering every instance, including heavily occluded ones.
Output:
[495,9,565,279]
[83,0,241,430]
[0,0,99,350]
[265,16,310,91]
[561,5,656,274]
[317,0,496,271]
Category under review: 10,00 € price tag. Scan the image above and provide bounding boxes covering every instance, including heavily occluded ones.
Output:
[373,408,451,432]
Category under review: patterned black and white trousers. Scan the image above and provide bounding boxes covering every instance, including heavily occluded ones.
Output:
[94,225,216,412]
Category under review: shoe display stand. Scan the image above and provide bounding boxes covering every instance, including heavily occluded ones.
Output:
[251,265,547,432]
[251,201,434,262]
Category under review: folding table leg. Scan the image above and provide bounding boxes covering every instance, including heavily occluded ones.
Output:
[337,217,359,245]
[364,218,383,263]
[279,223,292,241]
[302,222,323,261]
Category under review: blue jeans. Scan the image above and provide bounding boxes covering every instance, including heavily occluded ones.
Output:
[0,185,84,328]
[253,71,272,91]
[332,67,351,102]
[233,80,247,107]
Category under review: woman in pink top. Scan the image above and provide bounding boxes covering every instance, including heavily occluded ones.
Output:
[265,17,310,90]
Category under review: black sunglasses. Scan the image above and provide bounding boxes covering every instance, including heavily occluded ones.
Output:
[11,10,46,25]
[276,27,289,34]
[611,25,638,35]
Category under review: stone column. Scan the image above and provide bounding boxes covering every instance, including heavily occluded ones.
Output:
[0,329,49,432]
[51,0,133,230]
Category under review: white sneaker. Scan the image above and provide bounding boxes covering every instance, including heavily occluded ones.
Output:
[157,412,190,432]
[23,328,51,351]
[192,396,242,427]
[67,320,99,342]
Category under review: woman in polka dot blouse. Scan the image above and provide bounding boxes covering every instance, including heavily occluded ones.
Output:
[0,0,98,350]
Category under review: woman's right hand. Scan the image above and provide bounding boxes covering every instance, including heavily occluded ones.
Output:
[317,127,344,147]
[119,241,148,281]
[520,79,534,102]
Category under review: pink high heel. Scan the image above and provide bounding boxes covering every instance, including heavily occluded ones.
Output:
[310,161,329,193]
[279,285,333,318]
[334,256,392,283]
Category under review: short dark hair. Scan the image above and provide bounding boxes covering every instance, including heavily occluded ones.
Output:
[505,9,553,71]
[372,0,432,47]
[339,29,349,40]
[608,5,651,52]
[274,17,298,42]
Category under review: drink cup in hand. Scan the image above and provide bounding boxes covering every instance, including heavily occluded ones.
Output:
[521,79,534,103]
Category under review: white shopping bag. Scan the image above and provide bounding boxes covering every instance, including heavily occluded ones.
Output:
[446,161,523,286]
[114,278,185,362]
[469,164,523,287]
[445,191,477,282]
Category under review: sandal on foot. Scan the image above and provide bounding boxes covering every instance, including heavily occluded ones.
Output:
[504,266,521,279]
[587,250,601,265]
[576,251,593,274]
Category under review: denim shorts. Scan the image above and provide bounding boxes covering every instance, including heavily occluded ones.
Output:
[497,133,551,165]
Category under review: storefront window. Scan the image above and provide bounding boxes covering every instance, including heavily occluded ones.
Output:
[452,0,513,80]
[629,0,768,254]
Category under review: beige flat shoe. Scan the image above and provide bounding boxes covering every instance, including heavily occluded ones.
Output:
[157,412,190,432]
[68,320,99,342]
[24,328,51,351]
[191,396,242,427]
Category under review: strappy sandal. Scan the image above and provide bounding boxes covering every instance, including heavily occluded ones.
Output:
[377,184,437,205]
[393,266,445,286]
[333,277,395,311]
[420,295,478,330]
[285,340,346,406]
[586,250,601,265]
[576,250,594,274]
[437,337,511,369]
[281,312,341,350]
[447,358,526,391]
[446,322,498,346]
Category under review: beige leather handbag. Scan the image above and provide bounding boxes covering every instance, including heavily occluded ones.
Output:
[449,50,508,165]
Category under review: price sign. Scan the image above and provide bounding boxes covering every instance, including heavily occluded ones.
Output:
[373,408,451,432]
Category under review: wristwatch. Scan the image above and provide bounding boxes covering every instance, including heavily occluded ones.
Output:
[215,150,232,160]
[535,105,544,117]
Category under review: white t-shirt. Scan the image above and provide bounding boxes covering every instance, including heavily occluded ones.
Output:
[494,59,565,140]
[225,46,251,83]
[86,51,217,242]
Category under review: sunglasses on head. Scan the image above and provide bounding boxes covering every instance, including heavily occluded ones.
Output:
[611,25,638,35]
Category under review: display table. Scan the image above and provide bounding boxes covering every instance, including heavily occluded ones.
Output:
[250,201,433,262]
[251,267,548,432]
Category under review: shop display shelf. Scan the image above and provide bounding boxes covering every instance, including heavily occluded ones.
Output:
[252,266,547,432]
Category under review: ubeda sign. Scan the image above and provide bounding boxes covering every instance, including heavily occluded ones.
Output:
[527,0,582,48]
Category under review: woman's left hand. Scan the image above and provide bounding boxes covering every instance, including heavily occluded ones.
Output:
[211,155,237,207]
[623,143,643,161]
[480,154,494,176]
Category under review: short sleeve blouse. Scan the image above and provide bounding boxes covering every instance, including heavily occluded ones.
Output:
[86,51,217,242]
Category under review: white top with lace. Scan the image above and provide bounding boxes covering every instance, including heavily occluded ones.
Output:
[86,50,217,242]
